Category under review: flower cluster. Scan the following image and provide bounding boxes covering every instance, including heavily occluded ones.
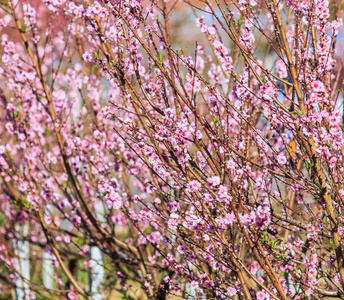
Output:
[0,0,343,299]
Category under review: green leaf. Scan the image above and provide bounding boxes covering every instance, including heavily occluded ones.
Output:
[92,50,102,60]
[75,237,86,246]
[323,217,329,226]
[11,197,31,209]
[272,238,281,249]
[305,160,313,170]
[213,117,218,129]
[14,103,20,116]
[121,290,130,299]
[155,53,165,66]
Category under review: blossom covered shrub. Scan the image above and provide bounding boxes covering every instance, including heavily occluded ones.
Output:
[0,0,343,299]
